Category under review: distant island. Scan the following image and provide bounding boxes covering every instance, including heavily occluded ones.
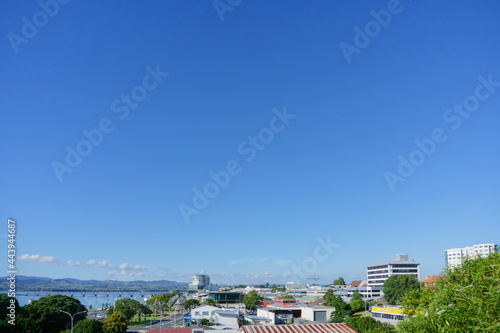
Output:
[0,275,188,292]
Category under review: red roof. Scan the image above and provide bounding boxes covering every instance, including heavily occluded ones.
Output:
[238,323,359,333]
[422,276,442,283]
[349,280,362,288]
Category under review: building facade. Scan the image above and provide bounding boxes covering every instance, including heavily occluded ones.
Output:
[370,306,407,326]
[445,243,499,268]
[366,254,420,287]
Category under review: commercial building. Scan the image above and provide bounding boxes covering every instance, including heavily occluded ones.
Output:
[445,243,498,268]
[213,310,242,329]
[366,254,420,287]
[369,306,407,326]
[257,304,335,324]
[189,274,218,291]
[189,274,210,291]
[208,292,243,304]
[190,305,218,321]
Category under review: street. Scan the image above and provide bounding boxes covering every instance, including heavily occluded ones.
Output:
[126,313,185,332]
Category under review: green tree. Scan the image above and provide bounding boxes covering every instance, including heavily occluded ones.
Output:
[349,290,366,314]
[136,303,152,322]
[103,311,127,333]
[328,295,350,323]
[323,289,334,303]
[148,293,172,316]
[398,252,500,332]
[203,298,217,306]
[111,298,141,321]
[279,295,295,299]
[243,291,263,310]
[73,319,105,333]
[183,299,200,311]
[0,294,24,332]
[21,295,86,333]
[201,318,214,326]
[333,277,346,285]
[383,274,420,305]
[345,316,396,333]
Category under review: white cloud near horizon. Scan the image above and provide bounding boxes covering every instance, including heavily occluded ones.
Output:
[19,253,151,272]
[18,254,56,264]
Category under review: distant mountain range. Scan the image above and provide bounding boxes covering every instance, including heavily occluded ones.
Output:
[0,275,188,292]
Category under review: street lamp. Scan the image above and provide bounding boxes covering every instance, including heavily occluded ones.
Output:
[60,310,87,333]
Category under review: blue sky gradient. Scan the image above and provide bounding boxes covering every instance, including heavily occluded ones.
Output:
[1,0,499,284]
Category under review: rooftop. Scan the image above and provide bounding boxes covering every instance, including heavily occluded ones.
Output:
[367,254,419,268]
[238,323,359,333]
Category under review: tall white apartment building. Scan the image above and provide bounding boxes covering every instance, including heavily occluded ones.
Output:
[366,254,420,288]
[445,243,498,268]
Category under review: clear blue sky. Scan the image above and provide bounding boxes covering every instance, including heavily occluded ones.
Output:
[1,0,499,285]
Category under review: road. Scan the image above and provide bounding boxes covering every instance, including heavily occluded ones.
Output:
[126,313,185,332]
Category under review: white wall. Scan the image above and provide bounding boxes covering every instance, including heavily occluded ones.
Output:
[214,313,239,328]
[256,309,275,325]
[191,305,218,320]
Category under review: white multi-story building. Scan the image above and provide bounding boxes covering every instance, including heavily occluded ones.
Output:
[366,254,420,288]
[445,243,498,268]
[189,274,218,291]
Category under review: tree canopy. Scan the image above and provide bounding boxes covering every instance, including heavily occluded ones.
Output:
[323,289,334,303]
[0,294,23,333]
[183,299,200,311]
[328,295,350,323]
[345,316,396,333]
[279,295,295,299]
[398,252,500,332]
[383,275,420,305]
[21,294,87,333]
[349,290,366,313]
[203,298,218,306]
[73,319,105,333]
[103,311,128,333]
[148,293,173,314]
[333,277,346,285]
[243,291,263,310]
[106,298,141,321]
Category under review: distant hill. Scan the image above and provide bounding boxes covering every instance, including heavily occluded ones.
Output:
[0,275,188,292]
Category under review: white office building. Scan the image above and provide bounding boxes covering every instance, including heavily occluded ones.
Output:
[367,254,420,288]
[189,274,218,291]
[445,243,498,268]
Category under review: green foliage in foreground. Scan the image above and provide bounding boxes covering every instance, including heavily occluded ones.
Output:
[345,316,396,333]
[328,295,350,323]
[399,252,500,332]
[383,275,420,305]
[73,318,105,333]
[103,311,128,333]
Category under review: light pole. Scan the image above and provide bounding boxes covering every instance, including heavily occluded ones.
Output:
[60,310,87,333]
